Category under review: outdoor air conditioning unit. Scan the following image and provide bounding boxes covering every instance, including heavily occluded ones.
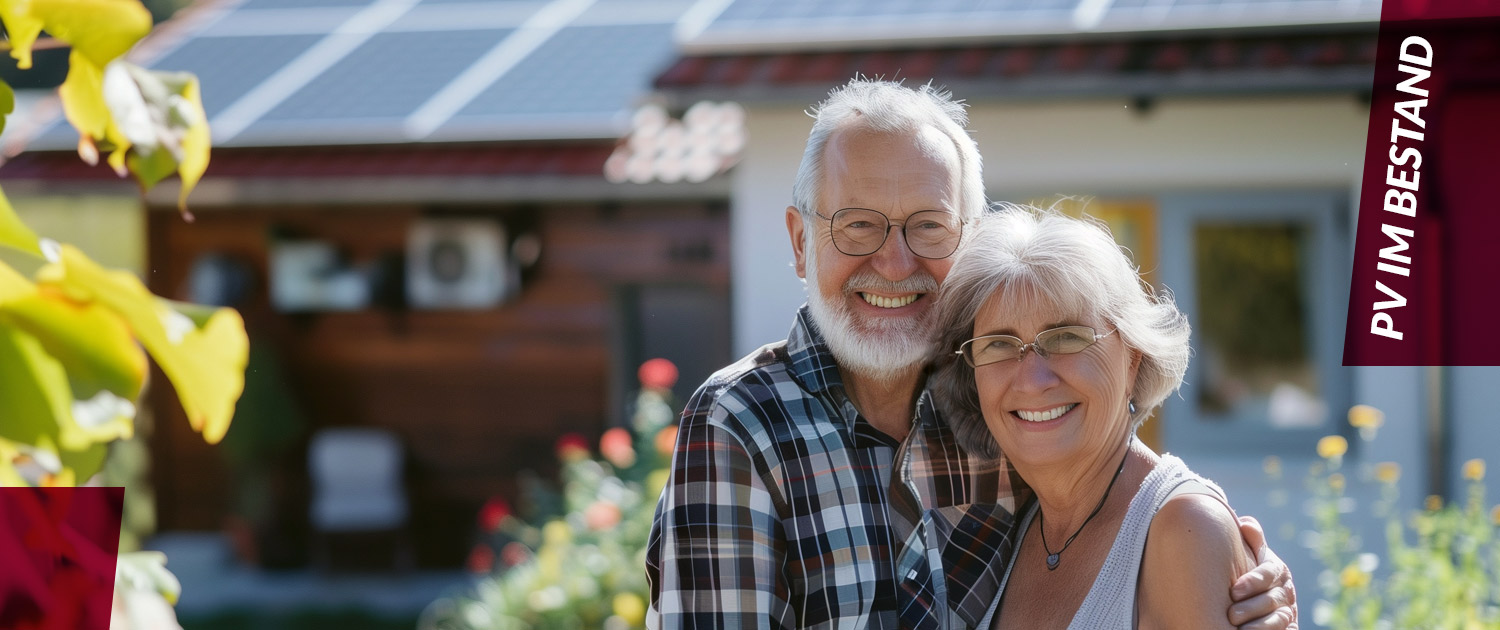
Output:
[407,218,509,309]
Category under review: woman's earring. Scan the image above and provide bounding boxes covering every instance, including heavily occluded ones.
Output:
[1128,399,1137,415]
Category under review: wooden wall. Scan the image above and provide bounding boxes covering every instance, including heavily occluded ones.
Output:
[146,200,729,567]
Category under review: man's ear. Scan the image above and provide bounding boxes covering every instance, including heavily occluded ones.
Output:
[786,206,807,279]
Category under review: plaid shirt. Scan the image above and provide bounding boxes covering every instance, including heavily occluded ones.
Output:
[645,306,1029,629]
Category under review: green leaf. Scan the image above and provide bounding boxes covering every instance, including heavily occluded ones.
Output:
[0,0,46,69]
[0,186,43,256]
[29,0,152,68]
[0,325,72,448]
[38,244,246,444]
[2,287,148,400]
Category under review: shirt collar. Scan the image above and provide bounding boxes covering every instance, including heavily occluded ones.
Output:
[785,304,845,395]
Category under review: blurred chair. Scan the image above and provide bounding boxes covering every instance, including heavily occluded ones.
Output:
[308,427,412,571]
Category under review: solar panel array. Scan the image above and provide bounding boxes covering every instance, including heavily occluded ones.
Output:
[30,0,696,148]
[685,0,1382,51]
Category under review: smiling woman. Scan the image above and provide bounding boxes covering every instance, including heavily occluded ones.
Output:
[916,206,1269,630]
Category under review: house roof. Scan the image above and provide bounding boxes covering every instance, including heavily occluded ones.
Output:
[19,0,697,151]
[653,0,1380,105]
[654,30,1379,106]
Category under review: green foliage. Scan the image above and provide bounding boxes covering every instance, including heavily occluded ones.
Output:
[1296,408,1499,629]
[420,369,681,630]
[0,2,237,628]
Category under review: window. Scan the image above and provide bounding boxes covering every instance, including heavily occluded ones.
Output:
[1158,192,1351,453]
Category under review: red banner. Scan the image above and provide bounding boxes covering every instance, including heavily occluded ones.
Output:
[1343,0,1500,366]
[0,487,125,630]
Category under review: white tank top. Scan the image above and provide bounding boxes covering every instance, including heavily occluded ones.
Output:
[978,454,1230,629]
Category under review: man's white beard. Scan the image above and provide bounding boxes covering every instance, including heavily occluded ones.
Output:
[804,245,939,383]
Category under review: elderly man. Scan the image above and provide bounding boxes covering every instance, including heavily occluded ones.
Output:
[645,79,1295,629]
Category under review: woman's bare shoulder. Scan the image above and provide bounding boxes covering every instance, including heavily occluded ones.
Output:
[1137,492,1255,630]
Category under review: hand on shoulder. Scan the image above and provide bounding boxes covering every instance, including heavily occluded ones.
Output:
[1138,493,1256,630]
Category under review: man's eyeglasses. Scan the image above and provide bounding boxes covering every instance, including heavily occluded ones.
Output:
[815,208,963,259]
[956,326,1117,368]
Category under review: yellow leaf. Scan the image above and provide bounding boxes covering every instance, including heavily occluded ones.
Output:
[0,0,45,69]
[40,244,246,444]
[59,51,111,141]
[0,438,30,486]
[176,76,210,210]
[0,185,43,257]
[2,286,147,400]
[29,0,151,68]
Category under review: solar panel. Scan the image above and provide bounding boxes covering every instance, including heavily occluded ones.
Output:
[452,22,677,118]
[238,0,375,8]
[151,35,326,119]
[261,29,514,121]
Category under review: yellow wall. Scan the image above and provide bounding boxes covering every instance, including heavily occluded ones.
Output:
[10,195,146,275]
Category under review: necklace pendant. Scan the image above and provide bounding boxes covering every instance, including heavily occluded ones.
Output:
[1046,553,1060,571]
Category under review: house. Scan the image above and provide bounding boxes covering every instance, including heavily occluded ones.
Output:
[644,0,1500,586]
[0,0,736,568]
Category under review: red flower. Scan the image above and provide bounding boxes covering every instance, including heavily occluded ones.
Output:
[638,358,678,391]
[555,433,591,462]
[500,542,531,567]
[478,496,511,533]
[466,544,495,574]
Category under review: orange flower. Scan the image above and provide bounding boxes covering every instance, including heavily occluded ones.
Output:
[600,427,636,468]
[1425,495,1443,511]
[655,425,680,456]
[584,501,622,531]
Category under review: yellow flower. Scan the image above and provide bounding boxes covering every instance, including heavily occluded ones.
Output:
[1347,404,1384,429]
[543,520,572,546]
[1375,462,1401,484]
[1463,458,1485,481]
[1317,435,1348,459]
[1491,505,1500,526]
[1425,495,1443,511]
[1262,456,1282,479]
[1340,564,1371,589]
[613,593,647,626]
[1329,473,1345,492]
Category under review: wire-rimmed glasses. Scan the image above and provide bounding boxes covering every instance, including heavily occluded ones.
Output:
[815,208,963,259]
[956,326,1117,368]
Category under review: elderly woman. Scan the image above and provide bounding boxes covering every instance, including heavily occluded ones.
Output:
[923,207,1263,628]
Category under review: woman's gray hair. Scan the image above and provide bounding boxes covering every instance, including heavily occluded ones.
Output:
[928,204,1191,460]
[791,78,986,222]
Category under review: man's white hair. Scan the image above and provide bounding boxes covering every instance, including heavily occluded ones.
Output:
[792,78,986,223]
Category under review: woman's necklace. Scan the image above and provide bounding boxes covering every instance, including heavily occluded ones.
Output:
[1038,445,1131,571]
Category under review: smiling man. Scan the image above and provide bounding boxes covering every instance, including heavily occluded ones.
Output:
[644,79,1297,630]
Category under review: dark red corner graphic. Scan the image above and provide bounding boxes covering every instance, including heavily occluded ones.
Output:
[0,487,125,630]
[1344,0,1500,366]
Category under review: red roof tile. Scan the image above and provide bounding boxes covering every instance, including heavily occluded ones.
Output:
[0,143,616,181]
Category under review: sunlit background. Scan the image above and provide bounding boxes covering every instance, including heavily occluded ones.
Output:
[2,0,1496,628]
